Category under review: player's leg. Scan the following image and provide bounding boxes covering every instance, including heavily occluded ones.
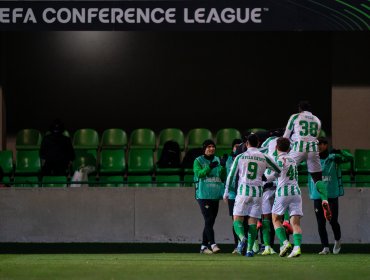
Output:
[228,199,239,253]
[272,196,291,257]
[246,216,258,257]
[209,200,221,253]
[197,199,213,254]
[308,152,332,220]
[328,198,341,254]
[314,199,330,254]
[287,195,304,258]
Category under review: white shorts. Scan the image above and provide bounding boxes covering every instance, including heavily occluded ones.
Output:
[262,189,275,215]
[272,195,303,217]
[289,151,322,173]
[233,195,262,219]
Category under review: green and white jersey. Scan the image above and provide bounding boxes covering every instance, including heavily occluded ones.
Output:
[260,136,278,157]
[283,111,321,152]
[225,155,237,199]
[225,147,281,198]
[275,152,301,197]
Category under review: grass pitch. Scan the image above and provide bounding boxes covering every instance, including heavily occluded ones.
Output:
[0,253,369,280]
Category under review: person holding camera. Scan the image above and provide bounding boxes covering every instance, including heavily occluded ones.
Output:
[194,139,226,254]
[308,137,353,255]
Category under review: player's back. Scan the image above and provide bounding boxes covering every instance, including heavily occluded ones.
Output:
[275,153,301,197]
[237,147,270,187]
[291,111,321,142]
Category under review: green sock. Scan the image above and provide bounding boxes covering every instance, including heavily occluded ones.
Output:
[275,226,287,245]
[316,181,328,201]
[293,233,302,247]
[262,219,271,246]
[233,220,245,240]
[284,211,290,221]
[247,224,257,251]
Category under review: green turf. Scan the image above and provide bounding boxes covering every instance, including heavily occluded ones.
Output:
[0,253,369,280]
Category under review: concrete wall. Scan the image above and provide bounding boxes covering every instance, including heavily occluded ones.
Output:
[332,86,370,151]
[0,187,369,244]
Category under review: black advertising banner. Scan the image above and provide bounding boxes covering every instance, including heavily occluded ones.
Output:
[0,0,369,31]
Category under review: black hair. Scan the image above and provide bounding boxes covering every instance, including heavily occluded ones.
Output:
[298,100,312,112]
[269,128,285,137]
[276,137,291,152]
[247,134,259,147]
[318,137,328,144]
[231,138,243,148]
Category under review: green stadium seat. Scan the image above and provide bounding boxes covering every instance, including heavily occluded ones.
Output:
[155,175,181,187]
[354,175,370,187]
[15,150,41,174]
[13,176,39,187]
[340,149,353,174]
[183,174,195,187]
[42,176,67,187]
[99,149,125,174]
[72,149,97,172]
[0,150,14,175]
[127,175,152,187]
[187,128,213,150]
[129,128,156,150]
[128,149,154,174]
[246,128,267,134]
[158,128,185,150]
[298,162,308,175]
[16,129,42,150]
[101,128,127,149]
[215,148,230,158]
[215,128,241,149]
[355,149,370,173]
[73,129,99,150]
[45,130,70,137]
[342,175,353,187]
[99,176,125,187]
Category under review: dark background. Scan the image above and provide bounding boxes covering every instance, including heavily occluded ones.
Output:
[0,31,368,136]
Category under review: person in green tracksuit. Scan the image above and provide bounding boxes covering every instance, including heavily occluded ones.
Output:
[194,139,226,254]
[308,137,353,255]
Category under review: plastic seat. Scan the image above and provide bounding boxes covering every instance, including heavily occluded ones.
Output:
[13,176,39,187]
[0,150,14,175]
[16,129,42,150]
[72,150,97,172]
[319,129,326,138]
[101,129,127,149]
[128,149,154,174]
[45,130,70,137]
[183,174,195,187]
[355,175,370,187]
[187,128,213,150]
[246,128,267,134]
[158,128,185,150]
[155,175,181,187]
[42,176,67,187]
[99,176,125,187]
[15,150,41,174]
[340,149,353,174]
[127,175,152,187]
[298,174,308,186]
[99,149,126,174]
[215,128,241,149]
[215,148,230,158]
[73,129,99,150]
[129,128,156,150]
[355,149,370,173]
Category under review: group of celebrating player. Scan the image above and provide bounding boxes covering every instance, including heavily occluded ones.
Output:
[194,100,335,258]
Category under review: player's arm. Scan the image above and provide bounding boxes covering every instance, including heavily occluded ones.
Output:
[224,154,241,200]
[283,114,298,139]
[193,159,211,178]
[264,154,282,175]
